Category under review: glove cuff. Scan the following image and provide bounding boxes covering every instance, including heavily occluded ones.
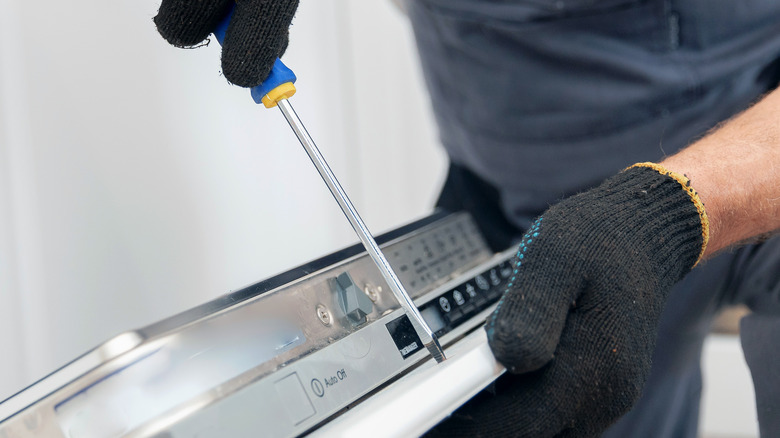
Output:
[628,162,710,266]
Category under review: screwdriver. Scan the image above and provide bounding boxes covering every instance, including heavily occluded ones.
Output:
[214,12,445,363]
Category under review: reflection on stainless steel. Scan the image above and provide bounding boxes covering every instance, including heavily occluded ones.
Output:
[0,213,500,438]
[56,318,305,437]
[0,331,145,426]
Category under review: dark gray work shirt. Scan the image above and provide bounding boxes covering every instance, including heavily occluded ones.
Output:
[409,0,780,230]
[408,1,780,436]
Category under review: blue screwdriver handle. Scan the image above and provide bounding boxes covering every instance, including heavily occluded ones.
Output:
[213,5,297,106]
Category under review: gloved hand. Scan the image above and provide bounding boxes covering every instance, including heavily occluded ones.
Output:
[427,163,709,437]
[154,0,299,87]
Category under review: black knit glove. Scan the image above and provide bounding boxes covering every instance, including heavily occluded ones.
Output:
[154,0,299,87]
[427,163,709,438]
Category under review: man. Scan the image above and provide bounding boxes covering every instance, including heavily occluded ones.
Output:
[154,1,780,436]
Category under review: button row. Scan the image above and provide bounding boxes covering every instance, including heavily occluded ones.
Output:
[421,259,514,337]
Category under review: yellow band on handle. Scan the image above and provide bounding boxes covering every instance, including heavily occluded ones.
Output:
[629,162,710,266]
[262,82,297,108]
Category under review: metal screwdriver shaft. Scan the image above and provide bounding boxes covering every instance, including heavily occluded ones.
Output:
[210,11,444,361]
[277,99,446,363]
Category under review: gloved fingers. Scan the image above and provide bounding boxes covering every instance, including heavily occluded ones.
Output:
[429,310,648,438]
[487,279,573,373]
[486,222,582,373]
[221,0,300,87]
[547,305,651,437]
[155,0,233,47]
[424,368,568,438]
[427,326,593,438]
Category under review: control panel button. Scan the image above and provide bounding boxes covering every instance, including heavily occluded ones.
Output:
[439,296,451,313]
[332,273,373,326]
[453,290,465,306]
[465,283,477,298]
[490,269,501,286]
[475,275,490,291]
[499,262,513,278]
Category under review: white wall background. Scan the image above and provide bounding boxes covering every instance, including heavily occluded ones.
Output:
[701,336,758,438]
[0,1,759,436]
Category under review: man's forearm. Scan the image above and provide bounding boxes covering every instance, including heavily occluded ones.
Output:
[661,87,780,258]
